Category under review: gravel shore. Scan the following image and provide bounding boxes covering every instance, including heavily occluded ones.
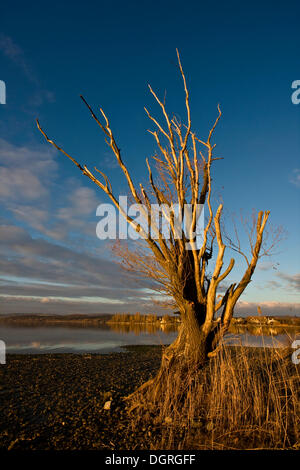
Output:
[1,345,297,451]
[0,346,163,450]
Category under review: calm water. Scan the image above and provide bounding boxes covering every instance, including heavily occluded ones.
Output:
[0,325,178,354]
[0,323,299,354]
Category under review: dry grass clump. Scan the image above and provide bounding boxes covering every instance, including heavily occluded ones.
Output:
[128,344,300,450]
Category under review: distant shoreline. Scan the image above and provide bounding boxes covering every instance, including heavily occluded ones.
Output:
[0,313,111,327]
[0,313,299,328]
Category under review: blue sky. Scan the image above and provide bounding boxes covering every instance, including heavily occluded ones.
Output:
[0,0,299,315]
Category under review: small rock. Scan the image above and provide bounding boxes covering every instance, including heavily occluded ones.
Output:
[103,400,111,410]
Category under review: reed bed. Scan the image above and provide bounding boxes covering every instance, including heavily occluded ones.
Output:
[128,341,300,450]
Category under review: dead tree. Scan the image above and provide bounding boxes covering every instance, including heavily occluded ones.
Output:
[37,51,274,401]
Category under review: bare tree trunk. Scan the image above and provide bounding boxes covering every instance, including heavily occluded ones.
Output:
[127,301,211,408]
[178,301,209,365]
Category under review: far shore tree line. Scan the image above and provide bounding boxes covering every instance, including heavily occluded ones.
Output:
[108,312,180,324]
[108,312,300,327]
[0,313,299,327]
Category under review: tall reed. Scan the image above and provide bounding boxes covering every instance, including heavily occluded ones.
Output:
[129,342,300,450]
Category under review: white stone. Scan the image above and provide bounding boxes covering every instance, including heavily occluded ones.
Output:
[104,400,111,410]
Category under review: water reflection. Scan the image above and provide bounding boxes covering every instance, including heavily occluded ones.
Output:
[107,321,300,338]
[0,325,178,354]
[108,322,178,335]
[228,324,300,339]
[0,321,299,354]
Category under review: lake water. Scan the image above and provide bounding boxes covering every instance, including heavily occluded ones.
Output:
[1,323,299,354]
[0,324,178,354]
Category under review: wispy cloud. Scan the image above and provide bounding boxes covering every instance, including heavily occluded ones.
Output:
[0,138,57,202]
[0,34,55,106]
[0,294,156,315]
[9,184,101,241]
[290,168,300,187]
[0,222,155,314]
[275,272,300,291]
[0,34,36,84]
[257,261,280,272]
[236,301,300,316]
[0,223,150,290]
[264,271,300,294]
[56,186,101,232]
[0,138,102,242]
[0,220,298,316]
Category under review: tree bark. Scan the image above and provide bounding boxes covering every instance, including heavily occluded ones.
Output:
[126,301,211,409]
